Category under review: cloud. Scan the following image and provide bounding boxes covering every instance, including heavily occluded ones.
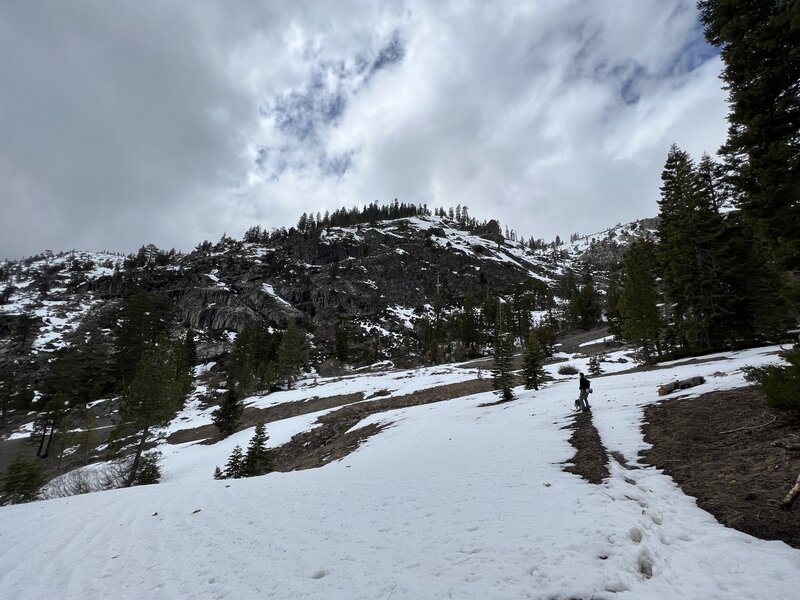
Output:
[0,0,727,259]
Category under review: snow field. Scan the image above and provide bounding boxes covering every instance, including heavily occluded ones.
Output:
[1,346,798,599]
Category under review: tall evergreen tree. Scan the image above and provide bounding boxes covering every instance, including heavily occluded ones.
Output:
[619,239,662,364]
[657,144,730,350]
[522,329,546,390]
[568,271,601,330]
[277,321,307,389]
[605,270,624,337]
[491,306,516,401]
[117,338,189,487]
[113,292,176,388]
[699,0,800,271]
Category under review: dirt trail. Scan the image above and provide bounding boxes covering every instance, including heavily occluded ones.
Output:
[562,409,610,484]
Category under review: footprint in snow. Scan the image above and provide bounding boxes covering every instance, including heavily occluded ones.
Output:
[311,569,329,579]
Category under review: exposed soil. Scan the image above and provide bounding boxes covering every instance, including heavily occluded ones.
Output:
[271,378,494,471]
[166,392,366,445]
[642,387,800,549]
[563,409,609,484]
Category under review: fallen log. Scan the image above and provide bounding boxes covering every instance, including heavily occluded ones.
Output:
[658,376,706,396]
[780,473,800,510]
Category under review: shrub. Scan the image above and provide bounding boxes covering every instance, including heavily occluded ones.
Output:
[558,364,579,376]
[133,451,162,485]
[743,345,800,410]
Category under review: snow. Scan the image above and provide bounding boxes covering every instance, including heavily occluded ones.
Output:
[387,305,416,329]
[579,334,616,347]
[261,283,292,307]
[1,346,799,599]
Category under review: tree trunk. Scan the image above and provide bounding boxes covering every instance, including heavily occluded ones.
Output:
[125,426,150,487]
[36,419,54,458]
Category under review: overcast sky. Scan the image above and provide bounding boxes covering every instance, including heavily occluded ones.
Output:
[0,0,728,260]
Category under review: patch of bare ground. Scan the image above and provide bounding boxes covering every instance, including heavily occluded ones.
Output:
[169,378,494,470]
[166,392,366,445]
[563,410,610,484]
[642,386,800,548]
[272,378,494,471]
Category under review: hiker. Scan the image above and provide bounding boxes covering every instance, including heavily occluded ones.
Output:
[577,372,592,412]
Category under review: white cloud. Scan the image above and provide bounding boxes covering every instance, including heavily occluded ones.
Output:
[0,0,727,258]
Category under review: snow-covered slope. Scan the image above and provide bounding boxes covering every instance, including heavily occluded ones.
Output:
[1,346,798,599]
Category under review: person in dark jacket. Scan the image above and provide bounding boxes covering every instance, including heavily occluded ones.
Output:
[577,372,592,411]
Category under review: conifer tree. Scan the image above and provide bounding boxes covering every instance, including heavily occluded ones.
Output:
[699,0,800,270]
[491,307,515,401]
[522,329,546,390]
[459,283,480,353]
[133,451,162,485]
[605,271,624,337]
[277,321,307,389]
[184,328,197,370]
[118,339,189,487]
[244,422,273,476]
[335,322,349,363]
[619,239,662,364]
[743,344,800,411]
[568,271,601,330]
[224,445,246,479]
[588,355,602,377]
[213,466,224,480]
[211,386,244,438]
[657,145,729,350]
[1,452,45,505]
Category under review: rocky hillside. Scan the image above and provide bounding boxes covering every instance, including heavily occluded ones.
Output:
[0,212,656,434]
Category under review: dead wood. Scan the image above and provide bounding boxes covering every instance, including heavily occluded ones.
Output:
[657,376,706,396]
[780,474,800,510]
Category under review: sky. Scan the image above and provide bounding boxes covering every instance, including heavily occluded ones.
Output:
[0,0,729,260]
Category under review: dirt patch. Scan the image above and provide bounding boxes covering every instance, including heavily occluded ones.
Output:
[272,378,494,471]
[167,392,366,445]
[642,387,800,548]
[563,410,610,484]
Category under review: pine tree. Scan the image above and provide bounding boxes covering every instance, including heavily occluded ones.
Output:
[657,145,730,351]
[277,321,307,389]
[522,329,546,390]
[118,339,188,487]
[335,322,349,363]
[605,271,624,337]
[743,344,800,411]
[699,0,800,271]
[133,451,162,485]
[224,445,246,479]
[459,283,480,353]
[588,355,602,377]
[1,452,45,505]
[568,271,601,330]
[244,422,273,476]
[491,307,515,401]
[211,386,244,438]
[184,328,197,370]
[619,239,662,364]
[213,466,225,480]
